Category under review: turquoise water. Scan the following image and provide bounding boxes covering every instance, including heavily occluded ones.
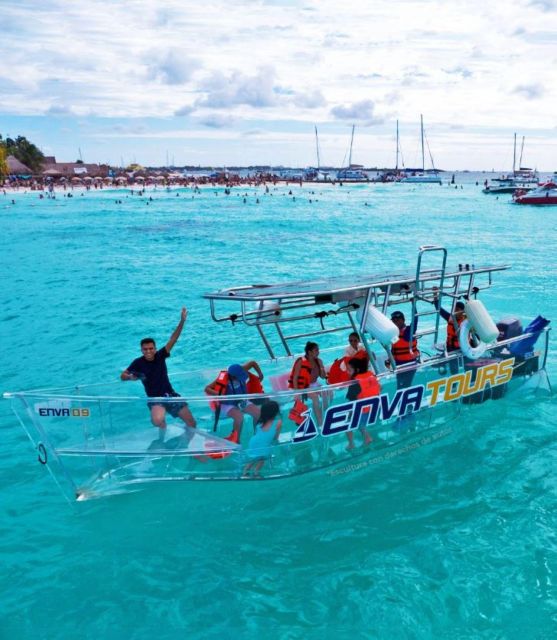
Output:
[1,180,556,639]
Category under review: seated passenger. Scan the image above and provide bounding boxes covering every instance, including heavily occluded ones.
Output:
[243,400,282,477]
[288,341,328,424]
[344,331,368,360]
[205,362,263,442]
[345,358,380,450]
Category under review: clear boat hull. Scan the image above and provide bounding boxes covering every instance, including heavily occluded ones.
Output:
[6,331,551,501]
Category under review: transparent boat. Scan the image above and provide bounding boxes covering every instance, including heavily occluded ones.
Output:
[4,246,551,501]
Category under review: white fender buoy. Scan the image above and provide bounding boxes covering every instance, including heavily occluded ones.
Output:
[254,300,281,320]
[459,320,487,360]
[465,300,499,343]
[357,304,399,346]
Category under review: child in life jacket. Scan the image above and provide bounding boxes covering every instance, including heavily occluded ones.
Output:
[345,358,381,450]
[205,361,264,442]
[243,400,282,478]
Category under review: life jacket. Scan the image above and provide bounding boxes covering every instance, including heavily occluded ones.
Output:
[352,348,369,363]
[391,328,419,364]
[355,372,381,399]
[327,358,350,384]
[288,398,309,425]
[328,349,369,385]
[446,316,464,351]
[205,430,239,460]
[288,357,313,389]
[246,372,264,394]
[207,370,263,411]
[352,371,381,415]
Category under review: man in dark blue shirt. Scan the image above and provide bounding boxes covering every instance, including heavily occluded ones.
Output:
[121,307,196,431]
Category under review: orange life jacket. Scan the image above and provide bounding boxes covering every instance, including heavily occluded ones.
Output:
[328,349,369,385]
[207,370,264,411]
[352,348,369,362]
[353,371,381,415]
[391,328,419,364]
[355,371,381,398]
[246,373,264,394]
[288,357,313,389]
[205,430,239,460]
[327,358,350,384]
[446,316,464,351]
[288,398,309,425]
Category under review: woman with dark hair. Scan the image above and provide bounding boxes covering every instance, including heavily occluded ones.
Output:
[288,341,327,423]
[243,400,282,477]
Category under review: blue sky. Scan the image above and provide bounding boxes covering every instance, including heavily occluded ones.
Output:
[1,0,556,169]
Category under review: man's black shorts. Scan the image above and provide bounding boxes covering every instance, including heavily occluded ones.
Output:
[147,392,188,418]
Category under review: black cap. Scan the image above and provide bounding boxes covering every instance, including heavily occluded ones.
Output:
[391,311,405,320]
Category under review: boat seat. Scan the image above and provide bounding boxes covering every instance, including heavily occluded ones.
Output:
[270,372,290,392]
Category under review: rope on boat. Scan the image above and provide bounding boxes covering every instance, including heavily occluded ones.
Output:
[37,443,47,465]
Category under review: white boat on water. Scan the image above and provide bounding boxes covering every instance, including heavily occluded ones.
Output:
[399,116,442,185]
[336,125,369,182]
[483,134,539,194]
[4,246,551,501]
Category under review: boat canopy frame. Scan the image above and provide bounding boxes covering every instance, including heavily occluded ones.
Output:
[204,245,510,367]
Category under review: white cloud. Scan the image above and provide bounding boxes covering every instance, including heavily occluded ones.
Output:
[174,105,195,117]
[45,105,78,116]
[330,100,383,125]
[1,0,556,168]
[292,90,327,109]
[197,114,238,128]
[513,83,545,99]
[146,49,200,85]
[529,0,556,11]
[197,67,279,109]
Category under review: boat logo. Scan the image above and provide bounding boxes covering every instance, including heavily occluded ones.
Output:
[34,400,90,418]
[293,409,319,442]
[293,357,515,443]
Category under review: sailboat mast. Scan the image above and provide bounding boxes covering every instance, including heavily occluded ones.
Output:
[348,125,355,167]
[315,126,321,169]
[519,135,525,170]
[395,120,399,170]
[420,114,425,172]
[513,133,517,175]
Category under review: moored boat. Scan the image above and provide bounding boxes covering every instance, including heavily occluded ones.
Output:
[4,246,551,501]
[513,182,557,205]
[398,115,442,185]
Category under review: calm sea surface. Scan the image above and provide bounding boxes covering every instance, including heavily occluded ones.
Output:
[1,176,556,639]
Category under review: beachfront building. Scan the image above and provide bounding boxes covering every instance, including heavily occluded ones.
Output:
[41,157,110,179]
[6,155,33,178]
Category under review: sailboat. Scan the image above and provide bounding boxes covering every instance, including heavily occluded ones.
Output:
[399,115,442,184]
[303,126,331,181]
[337,125,369,181]
[378,120,404,182]
[482,134,539,194]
